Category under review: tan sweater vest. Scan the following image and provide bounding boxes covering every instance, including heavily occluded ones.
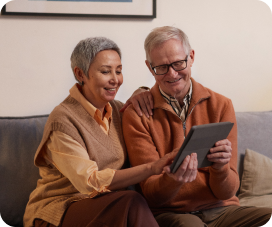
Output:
[23,96,127,227]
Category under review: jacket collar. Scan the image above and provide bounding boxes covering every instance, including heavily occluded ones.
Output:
[151,77,211,113]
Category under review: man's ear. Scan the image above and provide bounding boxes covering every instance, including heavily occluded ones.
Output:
[74,67,86,83]
[145,60,155,75]
[189,50,195,67]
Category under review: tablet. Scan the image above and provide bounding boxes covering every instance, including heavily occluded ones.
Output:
[170,122,234,173]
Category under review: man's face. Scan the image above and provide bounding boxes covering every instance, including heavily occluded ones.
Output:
[146,39,194,101]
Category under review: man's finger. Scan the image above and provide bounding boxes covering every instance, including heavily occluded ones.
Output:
[144,94,153,116]
[175,155,190,177]
[147,93,154,114]
[191,157,198,181]
[215,139,231,147]
[209,158,230,164]
[182,157,196,182]
[210,145,232,154]
[119,100,131,112]
[136,96,149,118]
[208,151,232,158]
[208,152,232,161]
[163,166,171,174]
[131,100,143,117]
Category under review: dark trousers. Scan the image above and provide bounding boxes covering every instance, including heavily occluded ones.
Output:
[34,190,159,227]
[155,205,272,227]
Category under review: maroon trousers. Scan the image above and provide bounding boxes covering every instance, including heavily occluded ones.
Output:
[34,190,159,227]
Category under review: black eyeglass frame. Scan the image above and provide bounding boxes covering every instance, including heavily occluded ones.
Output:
[151,55,189,75]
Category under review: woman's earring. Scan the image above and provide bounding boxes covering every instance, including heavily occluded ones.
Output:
[81,81,84,86]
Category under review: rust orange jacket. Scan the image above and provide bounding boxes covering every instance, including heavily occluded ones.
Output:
[122,78,240,215]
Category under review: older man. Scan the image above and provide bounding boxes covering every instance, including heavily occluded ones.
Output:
[122,26,272,227]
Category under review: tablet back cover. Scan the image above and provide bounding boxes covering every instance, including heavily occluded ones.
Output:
[170,122,234,173]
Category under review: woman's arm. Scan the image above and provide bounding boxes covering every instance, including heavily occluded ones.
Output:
[45,131,115,196]
[45,131,176,196]
[120,87,153,118]
[108,151,176,191]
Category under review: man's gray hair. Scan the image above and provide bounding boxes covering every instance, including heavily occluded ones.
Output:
[70,37,121,82]
[144,26,192,63]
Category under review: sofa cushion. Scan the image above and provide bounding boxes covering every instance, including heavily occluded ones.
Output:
[0,115,48,227]
[238,149,272,208]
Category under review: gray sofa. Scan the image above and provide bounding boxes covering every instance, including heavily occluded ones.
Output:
[1,111,272,226]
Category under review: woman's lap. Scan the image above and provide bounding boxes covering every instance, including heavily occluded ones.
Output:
[35,190,158,227]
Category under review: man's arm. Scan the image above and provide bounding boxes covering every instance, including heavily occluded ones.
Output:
[122,106,197,206]
[207,99,240,200]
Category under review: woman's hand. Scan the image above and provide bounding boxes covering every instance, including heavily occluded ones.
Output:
[120,87,153,118]
[150,150,178,175]
[109,150,180,191]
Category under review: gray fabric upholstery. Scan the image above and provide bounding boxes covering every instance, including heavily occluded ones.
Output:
[0,115,48,227]
[236,111,272,181]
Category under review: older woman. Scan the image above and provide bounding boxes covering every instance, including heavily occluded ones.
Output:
[23,37,175,227]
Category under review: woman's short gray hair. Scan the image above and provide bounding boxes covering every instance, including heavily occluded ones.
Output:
[144,26,192,63]
[70,37,121,82]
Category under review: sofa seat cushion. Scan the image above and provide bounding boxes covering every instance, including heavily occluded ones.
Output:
[238,149,272,208]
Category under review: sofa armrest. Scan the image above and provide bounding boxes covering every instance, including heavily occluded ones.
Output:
[0,115,48,227]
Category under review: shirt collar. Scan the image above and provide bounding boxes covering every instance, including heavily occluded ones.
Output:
[69,83,112,120]
[159,80,193,106]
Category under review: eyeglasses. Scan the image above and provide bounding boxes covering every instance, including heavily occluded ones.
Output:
[151,55,189,75]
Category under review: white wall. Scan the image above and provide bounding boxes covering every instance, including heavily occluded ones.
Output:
[0,0,272,117]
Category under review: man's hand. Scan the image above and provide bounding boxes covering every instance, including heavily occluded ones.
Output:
[119,88,153,118]
[163,153,198,184]
[207,139,232,170]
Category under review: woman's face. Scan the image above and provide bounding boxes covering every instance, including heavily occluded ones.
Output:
[82,50,123,111]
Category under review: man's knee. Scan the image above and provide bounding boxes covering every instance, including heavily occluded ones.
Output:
[249,207,272,225]
[219,205,272,227]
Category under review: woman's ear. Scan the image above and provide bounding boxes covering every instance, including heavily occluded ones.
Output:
[74,67,85,83]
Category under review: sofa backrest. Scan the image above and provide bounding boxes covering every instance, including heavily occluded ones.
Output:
[0,115,48,227]
[0,111,271,226]
[236,111,272,181]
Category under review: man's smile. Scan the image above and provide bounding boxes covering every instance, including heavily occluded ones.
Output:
[167,78,182,83]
